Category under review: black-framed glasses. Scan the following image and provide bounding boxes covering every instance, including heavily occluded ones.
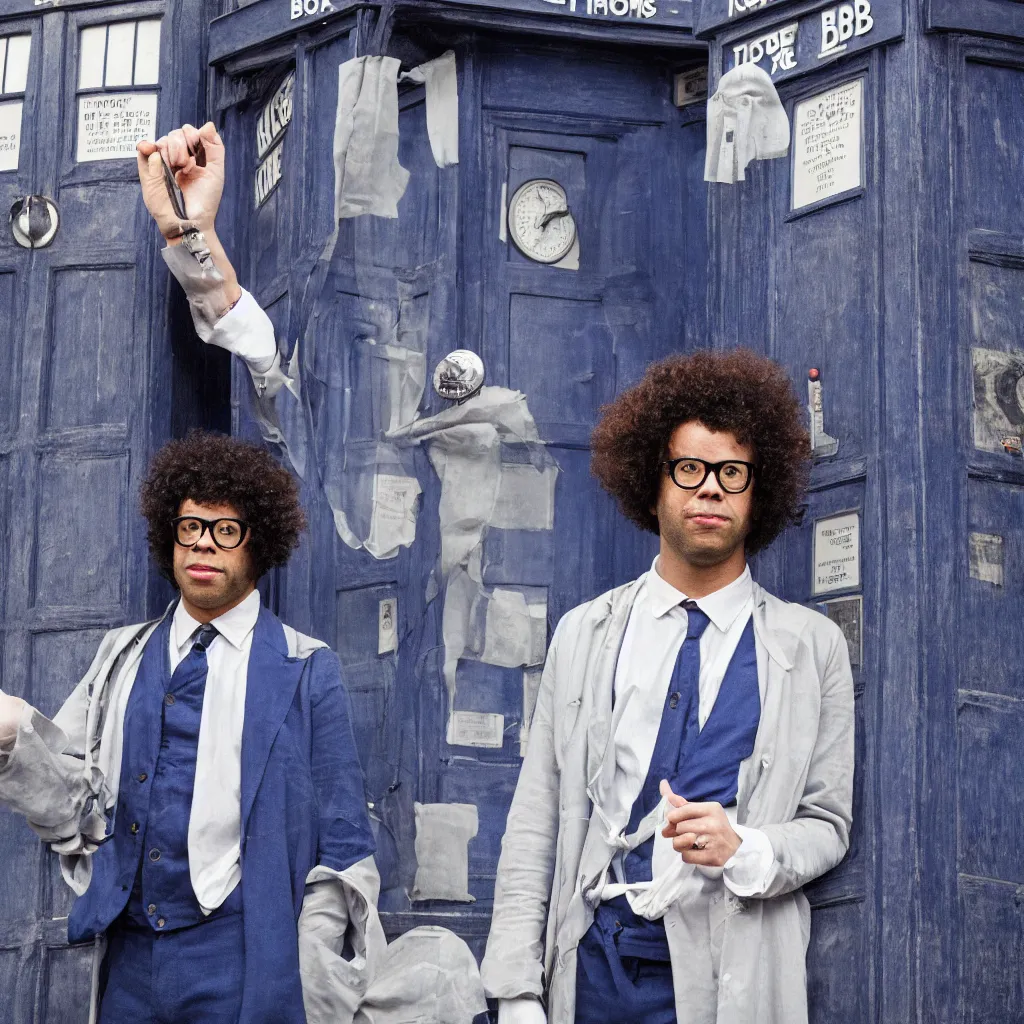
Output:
[171,516,250,551]
[662,457,755,494]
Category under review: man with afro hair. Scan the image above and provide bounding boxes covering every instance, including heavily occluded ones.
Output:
[0,430,379,1023]
[482,351,855,1024]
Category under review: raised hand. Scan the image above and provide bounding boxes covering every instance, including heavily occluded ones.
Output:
[137,121,226,240]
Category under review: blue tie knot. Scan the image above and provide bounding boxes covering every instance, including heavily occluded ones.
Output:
[192,624,218,653]
[683,601,711,641]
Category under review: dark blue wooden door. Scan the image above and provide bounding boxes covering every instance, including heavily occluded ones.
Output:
[216,13,708,955]
[0,1,206,1019]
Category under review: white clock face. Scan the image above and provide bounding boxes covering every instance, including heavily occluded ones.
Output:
[508,179,577,265]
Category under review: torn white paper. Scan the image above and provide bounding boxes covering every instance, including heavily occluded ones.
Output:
[969,533,1004,587]
[705,63,790,184]
[520,667,543,758]
[399,50,459,168]
[356,926,487,1024]
[479,589,547,669]
[482,588,532,668]
[334,56,410,220]
[447,711,504,749]
[411,803,478,903]
[388,387,558,728]
[492,463,558,531]
[365,473,421,560]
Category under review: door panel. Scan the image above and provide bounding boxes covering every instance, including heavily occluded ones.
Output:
[956,54,1024,1018]
[224,26,702,956]
[0,0,207,1018]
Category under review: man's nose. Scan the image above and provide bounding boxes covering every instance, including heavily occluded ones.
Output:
[696,474,725,500]
[193,528,217,552]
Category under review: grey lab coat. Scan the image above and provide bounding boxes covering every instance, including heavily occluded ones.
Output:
[480,578,855,1024]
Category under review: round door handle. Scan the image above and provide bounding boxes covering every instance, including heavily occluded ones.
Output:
[10,195,59,249]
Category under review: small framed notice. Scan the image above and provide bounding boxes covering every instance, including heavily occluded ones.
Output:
[791,78,864,214]
[77,92,157,162]
[447,711,505,749]
[0,100,24,173]
[812,511,860,595]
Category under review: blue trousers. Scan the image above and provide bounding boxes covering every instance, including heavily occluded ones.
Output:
[98,910,245,1024]
[574,902,677,1024]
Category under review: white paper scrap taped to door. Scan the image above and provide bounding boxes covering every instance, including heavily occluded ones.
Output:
[491,463,557,531]
[447,710,504,749]
[411,802,478,902]
[365,473,421,560]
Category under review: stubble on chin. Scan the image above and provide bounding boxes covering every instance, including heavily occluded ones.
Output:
[660,515,748,569]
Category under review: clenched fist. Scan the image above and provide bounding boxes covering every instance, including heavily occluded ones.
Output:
[137,121,226,240]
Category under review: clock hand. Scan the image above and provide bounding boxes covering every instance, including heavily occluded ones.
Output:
[540,208,570,229]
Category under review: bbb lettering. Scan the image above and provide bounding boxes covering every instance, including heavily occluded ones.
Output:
[820,0,873,57]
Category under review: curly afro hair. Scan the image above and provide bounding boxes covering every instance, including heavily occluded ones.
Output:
[140,430,306,584]
[591,349,810,555]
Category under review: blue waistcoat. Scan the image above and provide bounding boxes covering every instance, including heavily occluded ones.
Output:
[612,616,761,960]
[68,604,377,1024]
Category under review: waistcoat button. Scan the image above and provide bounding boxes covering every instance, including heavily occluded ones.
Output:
[130,823,139,835]
[147,904,156,915]
[157,918,166,929]
[149,848,161,862]
[137,773,148,783]
[165,694,175,706]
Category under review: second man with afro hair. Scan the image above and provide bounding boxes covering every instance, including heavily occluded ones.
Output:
[482,350,855,1024]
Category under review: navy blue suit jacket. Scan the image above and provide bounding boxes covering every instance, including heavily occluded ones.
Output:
[70,604,376,1023]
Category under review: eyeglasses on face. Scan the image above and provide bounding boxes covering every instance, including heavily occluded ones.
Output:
[662,457,756,494]
[171,516,251,551]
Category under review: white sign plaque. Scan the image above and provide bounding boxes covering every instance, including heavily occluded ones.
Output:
[792,78,863,211]
[77,92,158,163]
[0,101,23,172]
[448,711,504,749]
[813,511,860,594]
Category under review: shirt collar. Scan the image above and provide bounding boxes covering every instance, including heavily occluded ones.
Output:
[172,588,262,654]
[646,557,753,633]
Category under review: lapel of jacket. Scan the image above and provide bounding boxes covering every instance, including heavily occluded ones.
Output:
[240,604,307,832]
[738,582,803,817]
[585,578,644,797]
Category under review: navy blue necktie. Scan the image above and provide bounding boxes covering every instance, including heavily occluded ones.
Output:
[624,600,712,881]
[168,623,218,693]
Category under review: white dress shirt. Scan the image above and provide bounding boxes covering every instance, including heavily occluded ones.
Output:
[604,559,773,894]
[170,589,260,913]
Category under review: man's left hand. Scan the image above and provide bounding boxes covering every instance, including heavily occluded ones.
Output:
[659,779,742,867]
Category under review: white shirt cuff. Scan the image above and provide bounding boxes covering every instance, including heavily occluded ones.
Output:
[208,289,278,372]
[498,997,547,1024]
[722,823,777,897]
